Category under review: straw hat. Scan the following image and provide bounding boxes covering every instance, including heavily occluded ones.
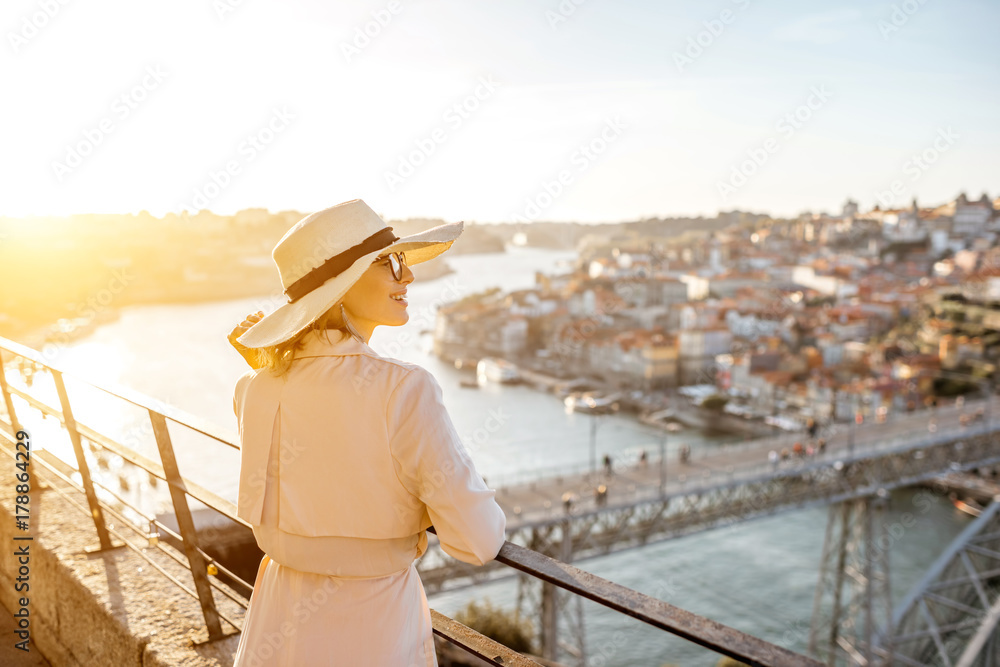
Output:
[237,199,462,349]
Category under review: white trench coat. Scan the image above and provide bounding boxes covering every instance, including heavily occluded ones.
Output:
[231,328,506,666]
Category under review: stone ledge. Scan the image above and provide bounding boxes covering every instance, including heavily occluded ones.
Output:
[0,446,243,666]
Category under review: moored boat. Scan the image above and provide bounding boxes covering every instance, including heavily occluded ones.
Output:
[476,357,521,384]
[564,392,621,414]
[640,407,708,430]
[953,497,983,517]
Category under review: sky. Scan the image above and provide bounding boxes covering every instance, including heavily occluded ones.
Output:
[2,0,998,223]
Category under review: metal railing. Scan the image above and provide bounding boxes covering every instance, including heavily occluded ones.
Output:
[0,335,820,666]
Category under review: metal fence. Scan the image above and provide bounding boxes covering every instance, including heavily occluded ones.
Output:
[0,335,820,666]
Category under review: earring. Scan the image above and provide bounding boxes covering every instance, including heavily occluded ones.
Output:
[340,303,364,343]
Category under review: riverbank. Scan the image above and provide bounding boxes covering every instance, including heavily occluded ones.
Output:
[0,255,454,354]
[462,356,775,438]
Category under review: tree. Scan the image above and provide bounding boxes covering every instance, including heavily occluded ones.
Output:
[453,599,535,653]
[701,394,730,411]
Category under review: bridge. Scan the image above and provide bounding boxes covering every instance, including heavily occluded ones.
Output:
[417,398,1000,590]
[412,397,1000,665]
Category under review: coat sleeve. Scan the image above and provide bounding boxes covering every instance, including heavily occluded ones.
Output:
[233,370,254,421]
[386,366,506,565]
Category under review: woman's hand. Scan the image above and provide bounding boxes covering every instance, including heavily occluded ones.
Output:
[228,311,265,369]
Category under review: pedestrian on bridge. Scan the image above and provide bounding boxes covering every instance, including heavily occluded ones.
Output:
[227,200,506,667]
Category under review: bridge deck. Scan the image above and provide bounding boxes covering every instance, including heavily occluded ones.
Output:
[494,398,997,529]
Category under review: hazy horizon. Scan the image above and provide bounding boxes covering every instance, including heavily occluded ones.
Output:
[0,187,990,228]
[4,0,998,223]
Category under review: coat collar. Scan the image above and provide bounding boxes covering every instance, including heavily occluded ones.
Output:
[294,327,379,359]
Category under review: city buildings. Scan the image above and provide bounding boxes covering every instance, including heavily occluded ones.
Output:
[433,192,999,431]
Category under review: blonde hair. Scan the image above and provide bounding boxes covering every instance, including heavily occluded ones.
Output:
[254,303,350,377]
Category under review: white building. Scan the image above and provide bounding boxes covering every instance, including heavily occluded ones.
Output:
[953,193,993,237]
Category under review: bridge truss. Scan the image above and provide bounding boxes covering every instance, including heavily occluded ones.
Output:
[878,501,1000,667]
[809,494,894,665]
[419,428,1000,594]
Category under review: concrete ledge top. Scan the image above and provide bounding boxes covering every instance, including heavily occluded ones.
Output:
[0,448,245,667]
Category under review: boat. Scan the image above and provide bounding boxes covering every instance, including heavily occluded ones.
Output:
[952,497,983,518]
[639,408,687,431]
[639,408,712,433]
[555,378,599,398]
[564,392,621,414]
[476,358,521,384]
[452,358,480,371]
[678,384,719,405]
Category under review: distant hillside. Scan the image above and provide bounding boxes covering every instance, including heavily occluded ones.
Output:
[475,216,736,251]
[387,218,505,254]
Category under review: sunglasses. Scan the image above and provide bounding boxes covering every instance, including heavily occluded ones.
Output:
[376,251,407,281]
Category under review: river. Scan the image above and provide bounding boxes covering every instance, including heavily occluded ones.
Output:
[32,245,973,666]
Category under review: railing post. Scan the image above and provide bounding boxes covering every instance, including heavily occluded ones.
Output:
[658,435,666,497]
[148,410,224,641]
[540,572,558,660]
[52,370,115,551]
[0,350,22,433]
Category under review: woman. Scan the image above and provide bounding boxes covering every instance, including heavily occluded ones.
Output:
[227,199,506,666]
